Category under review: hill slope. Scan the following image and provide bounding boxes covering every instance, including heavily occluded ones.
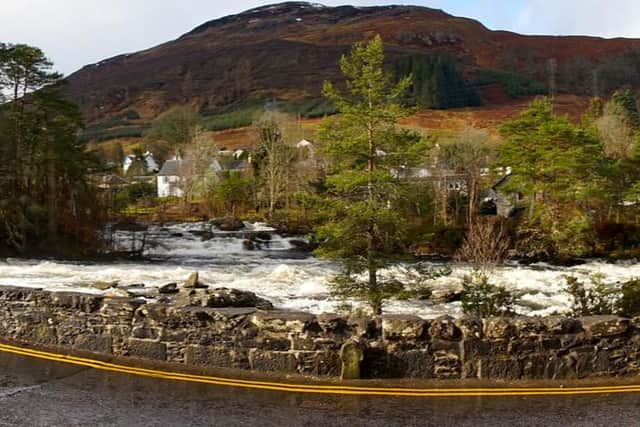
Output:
[64,2,640,129]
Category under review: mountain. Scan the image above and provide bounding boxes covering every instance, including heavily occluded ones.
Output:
[64,2,640,134]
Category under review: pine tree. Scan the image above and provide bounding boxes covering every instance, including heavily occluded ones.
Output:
[316,36,438,314]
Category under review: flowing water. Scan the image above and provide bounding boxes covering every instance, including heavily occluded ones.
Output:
[1,222,640,318]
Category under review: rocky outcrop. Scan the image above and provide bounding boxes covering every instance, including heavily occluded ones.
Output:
[2,286,640,381]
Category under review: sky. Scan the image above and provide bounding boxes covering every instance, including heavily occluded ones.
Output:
[1,0,640,76]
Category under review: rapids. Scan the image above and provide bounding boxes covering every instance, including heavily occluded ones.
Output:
[1,222,639,318]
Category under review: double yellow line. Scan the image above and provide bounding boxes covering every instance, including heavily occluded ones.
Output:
[1,342,640,397]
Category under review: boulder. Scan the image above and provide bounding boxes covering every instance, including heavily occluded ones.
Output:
[431,285,464,304]
[288,239,316,252]
[581,316,630,338]
[90,281,118,291]
[213,217,245,232]
[484,318,515,340]
[429,315,461,341]
[382,315,426,341]
[173,287,273,310]
[158,283,179,294]
[251,311,316,334]
[183,272,208,289]
[204,288,273,310]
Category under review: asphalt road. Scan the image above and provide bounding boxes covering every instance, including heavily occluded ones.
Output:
[1,351,640,427]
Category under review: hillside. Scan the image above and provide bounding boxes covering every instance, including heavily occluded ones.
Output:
[64,1,640,143]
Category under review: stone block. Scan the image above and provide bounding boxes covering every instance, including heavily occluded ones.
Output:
[431,339,460,354]
[433,350,461,379]
[462,339,491,358]
[74,334,113,354]
[512,317,545,337]
[543,317,581,335]
[126,338,166,361]
[479,357,521,380]
[429,315,461,341]
[581,316,630,338]
[184,345,249,369]
[484,318,514,340]
[382,315,426,341]
[251,311,316,334]
[256,336,291,351]
[455,317,483,340]
[249,350,297,373]
[391,350,434,378]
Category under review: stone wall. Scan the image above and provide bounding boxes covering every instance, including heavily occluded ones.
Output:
[1,286,640,380]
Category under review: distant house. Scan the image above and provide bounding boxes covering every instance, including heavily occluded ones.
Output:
[157,157,250,198]
[484,173,525,218]
[123,152,159,174]
[157,160,186,198]
[296,139,313,149]
[97,174,129,190]
[396,166,468,193]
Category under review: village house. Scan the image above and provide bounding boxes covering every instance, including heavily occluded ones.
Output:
[482,172,525,217]
[123,151,159,174]
[396,166,468,193]
[157,159,185,198]
[157,157,251,198]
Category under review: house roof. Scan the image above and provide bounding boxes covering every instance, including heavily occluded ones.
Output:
[226,159,248,171]
[101,174,129,186]
[158,160,183,176]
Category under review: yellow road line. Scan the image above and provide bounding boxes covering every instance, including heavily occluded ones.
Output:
[2,342,640,397]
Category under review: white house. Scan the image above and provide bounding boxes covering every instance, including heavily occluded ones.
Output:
[123,151,159,174]
[156,158,250,198]
[157,160,186,198]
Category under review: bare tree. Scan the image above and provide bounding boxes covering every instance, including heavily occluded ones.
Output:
[254,113,297,218]
[455,217,511,274]
[442,128,496,225]
[181,127,219,201]
[596,108,636,159]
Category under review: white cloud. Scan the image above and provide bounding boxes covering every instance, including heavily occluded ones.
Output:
[511,0,640,37]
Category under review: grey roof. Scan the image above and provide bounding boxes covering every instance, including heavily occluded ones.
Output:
[226,160,249,171]
[159,159,231,176]
[158,160,184,176]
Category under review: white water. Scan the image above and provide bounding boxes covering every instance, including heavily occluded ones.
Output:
[1,222,640,318]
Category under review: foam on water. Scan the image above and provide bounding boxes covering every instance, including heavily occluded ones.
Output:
[2,222,640,318]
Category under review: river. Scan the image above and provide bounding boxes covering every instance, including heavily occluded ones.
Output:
[1,221,639,318]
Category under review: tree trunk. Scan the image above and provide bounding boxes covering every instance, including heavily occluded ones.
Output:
[47,145,57,243]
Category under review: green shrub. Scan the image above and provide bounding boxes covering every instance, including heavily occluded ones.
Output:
[114,182,156,211]
[79,125,150,143]
[565,275,617,316]
[461,273,518,317]
[616,279,640,317]
[476,69,546,98]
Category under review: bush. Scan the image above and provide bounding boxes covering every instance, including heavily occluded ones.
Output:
[616,279,640,317]
[79,125,150,143]
[476,69,546,98]
[114,182,156,211]
[565,275,617,316]
[461,273,518,317]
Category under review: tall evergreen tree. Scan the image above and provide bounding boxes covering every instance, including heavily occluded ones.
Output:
[316,36,437,314]
[498,98,603,255]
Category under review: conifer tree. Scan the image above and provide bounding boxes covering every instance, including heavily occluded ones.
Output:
[316,36,437,314]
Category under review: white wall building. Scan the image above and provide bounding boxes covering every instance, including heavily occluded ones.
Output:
[123,151,159,174]
[157,160,185,198]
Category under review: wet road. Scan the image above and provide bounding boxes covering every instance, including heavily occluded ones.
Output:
[1,352,640,426]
